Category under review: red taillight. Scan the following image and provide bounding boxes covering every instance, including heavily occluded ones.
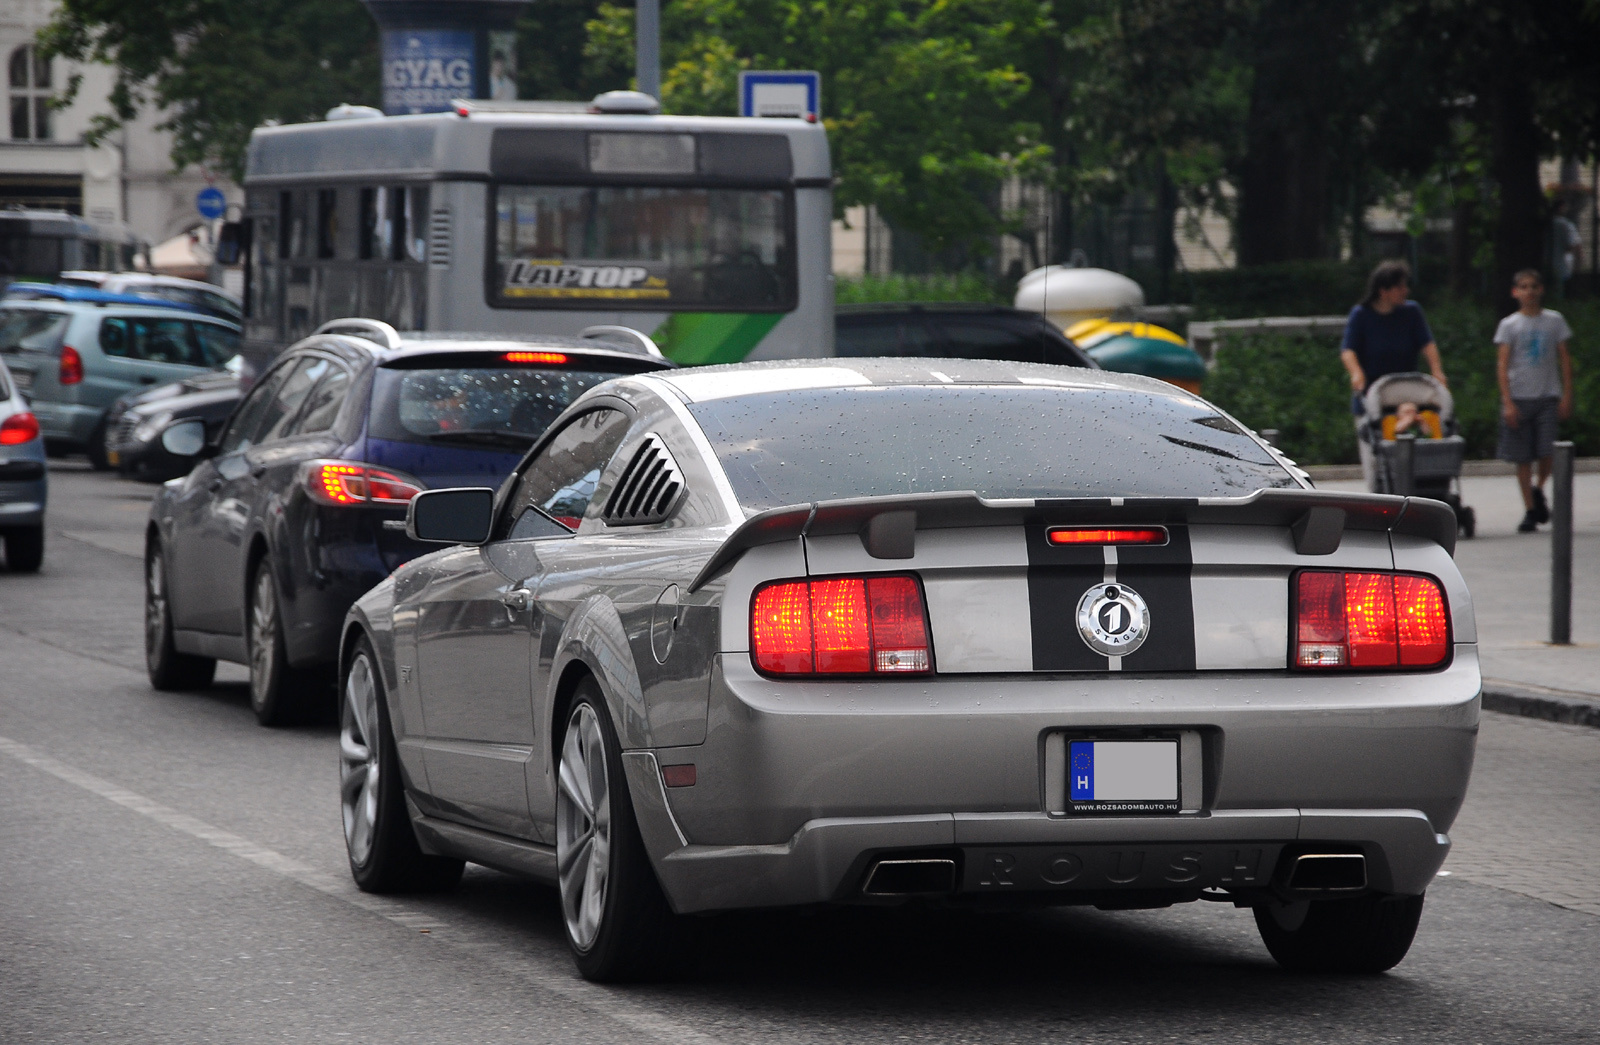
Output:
[751,574,931,676]
[752,581,813,674]
[58,346,83,385]
[1047,527,1168,546]
[1295,571,1448,670]
[0,411,40,445]
[504,351,568,365]
[303,461,424,507]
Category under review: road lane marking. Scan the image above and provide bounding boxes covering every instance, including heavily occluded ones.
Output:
[0,733,721,1045]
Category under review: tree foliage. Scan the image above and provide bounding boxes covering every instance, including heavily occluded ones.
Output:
[40,0,379,182]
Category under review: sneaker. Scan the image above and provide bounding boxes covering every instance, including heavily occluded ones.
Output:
[1532,486,1550,524]
[1518,510,1539,533]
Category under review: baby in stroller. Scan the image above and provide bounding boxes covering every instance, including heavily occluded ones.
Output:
[1357,372,1476,537]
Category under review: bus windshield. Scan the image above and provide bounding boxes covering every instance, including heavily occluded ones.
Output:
[491,185,793,311]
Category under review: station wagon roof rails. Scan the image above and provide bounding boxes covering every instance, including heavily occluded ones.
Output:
[314,318,402,350]
[580,325,665,359]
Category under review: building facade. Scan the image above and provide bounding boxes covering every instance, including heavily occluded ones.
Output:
[0,0,237,253]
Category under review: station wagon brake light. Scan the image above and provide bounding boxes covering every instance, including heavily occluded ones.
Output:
[504,351,568,365]
[1294,570,1448,669]
[58,345,83,385]
[0,411,39,445]
[752,574,931,676]
[303,460,425,507]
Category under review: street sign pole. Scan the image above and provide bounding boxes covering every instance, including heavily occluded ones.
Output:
[636,0,660,100]
[1551,440,1575,645]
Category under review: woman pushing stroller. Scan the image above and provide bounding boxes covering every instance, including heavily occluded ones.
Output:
[1340,260,1448,489]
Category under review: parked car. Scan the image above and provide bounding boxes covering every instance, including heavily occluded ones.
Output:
[338,358,1476,982]
[0,353,46,571]
[144,321,674,726]
[59,271,242,321]
[0,295,240,469]
[835,303,1097,367]
[104,364,243,481]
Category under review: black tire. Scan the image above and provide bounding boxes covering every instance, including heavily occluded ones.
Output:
[247,558,323,726]
[1254,893,1425,974]
[144,540,216,690]
[3,525,44,573]
[1459,507,1476,540]
[85,416,111,471]
[340,637,464,893]
[557,679,680,982]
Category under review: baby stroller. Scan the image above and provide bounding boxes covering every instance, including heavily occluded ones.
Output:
[1358,372,1476,538]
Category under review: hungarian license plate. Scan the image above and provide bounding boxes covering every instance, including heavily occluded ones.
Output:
[1069,739,1179,813]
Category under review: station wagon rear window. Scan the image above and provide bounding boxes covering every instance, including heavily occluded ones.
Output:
[369,365,625,452]
[689,386,1299,512]
[491,185,794,311]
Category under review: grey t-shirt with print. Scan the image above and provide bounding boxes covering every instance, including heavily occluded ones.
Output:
[1495,309,1572,400]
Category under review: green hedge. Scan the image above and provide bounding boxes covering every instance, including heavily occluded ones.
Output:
[834,272,1006,305]
[1204,298,1600,465]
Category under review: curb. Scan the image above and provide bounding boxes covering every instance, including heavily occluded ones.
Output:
[1482,679,1600,728]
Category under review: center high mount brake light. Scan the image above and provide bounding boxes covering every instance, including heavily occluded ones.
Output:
[1294,570,1449,669]
[1047,527,1168,546]
[302,460,425,507]
[751,574,932,676]
[503,351,568,365]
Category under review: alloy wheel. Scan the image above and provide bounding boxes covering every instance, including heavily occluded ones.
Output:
[556,703,612,952]
[249,568,277,707]
[144,551,167,663]
[339,653,382,866]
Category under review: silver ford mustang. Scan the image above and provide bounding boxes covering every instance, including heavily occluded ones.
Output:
[337,359,1478,981]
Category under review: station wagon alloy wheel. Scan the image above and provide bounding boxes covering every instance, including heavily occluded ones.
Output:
[557,702,612,952]
[340,652,382,867]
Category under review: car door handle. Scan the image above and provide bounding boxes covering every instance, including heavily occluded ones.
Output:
[139,375,158,384]
[501,588,534,612]
[250,466,266,478]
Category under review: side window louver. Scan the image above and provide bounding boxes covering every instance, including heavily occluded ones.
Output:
[603,434,686,525]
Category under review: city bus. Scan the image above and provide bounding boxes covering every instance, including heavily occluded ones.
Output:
[237,93,834,366]
[0,209,142,288]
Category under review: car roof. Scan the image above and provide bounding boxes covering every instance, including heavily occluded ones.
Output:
[650,357,1192,404]
[0,296,239,326]
[288,331,674,373]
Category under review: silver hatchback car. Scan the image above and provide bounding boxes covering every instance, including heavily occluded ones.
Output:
[0,353,46,570]
[339,359,1478,981]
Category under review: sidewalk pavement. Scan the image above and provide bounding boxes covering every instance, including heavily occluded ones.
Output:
[1319,473,1600,727]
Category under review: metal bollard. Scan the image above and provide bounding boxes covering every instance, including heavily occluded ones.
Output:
[1392,433,1416,497]
[1551,441,1574,645]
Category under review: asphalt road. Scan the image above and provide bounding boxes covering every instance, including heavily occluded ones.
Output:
[2,465,1597,1044]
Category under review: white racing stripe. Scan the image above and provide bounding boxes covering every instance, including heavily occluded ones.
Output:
[0,733,721,1045]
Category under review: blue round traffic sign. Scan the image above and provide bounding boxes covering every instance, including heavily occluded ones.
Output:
[196,187,227,220]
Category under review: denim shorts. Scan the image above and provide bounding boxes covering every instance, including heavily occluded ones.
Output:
[1497,397,1560,463]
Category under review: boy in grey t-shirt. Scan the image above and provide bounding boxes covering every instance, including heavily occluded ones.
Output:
[1495,269,1574,532]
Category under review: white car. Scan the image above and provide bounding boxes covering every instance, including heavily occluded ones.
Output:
[58,271,240,321]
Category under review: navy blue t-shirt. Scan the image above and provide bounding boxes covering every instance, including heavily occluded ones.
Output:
[1340,301,1434,381]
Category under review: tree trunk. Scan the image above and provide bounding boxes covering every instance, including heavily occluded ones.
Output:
[1235,0,1343,265]
[1487,69,1544,310]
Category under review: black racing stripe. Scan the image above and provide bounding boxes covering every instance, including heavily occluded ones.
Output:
[1024,522,1196,671]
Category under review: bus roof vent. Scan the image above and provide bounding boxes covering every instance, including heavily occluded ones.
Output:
[590,91,661,115]
[603,434,686,526]
[326,103,384,122]
[428,209,451,269]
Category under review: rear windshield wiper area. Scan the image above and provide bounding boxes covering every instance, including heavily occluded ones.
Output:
[1160,433,1248,461]
[425,429,536,452]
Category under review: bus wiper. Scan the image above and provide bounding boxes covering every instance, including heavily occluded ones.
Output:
[427,429,535,451]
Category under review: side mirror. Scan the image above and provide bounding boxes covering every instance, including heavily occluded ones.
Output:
[407,487,495,545]
[160,418,209,458]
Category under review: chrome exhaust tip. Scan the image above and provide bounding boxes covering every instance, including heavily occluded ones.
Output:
[1287,853,1367,893]
[862,857,957,896]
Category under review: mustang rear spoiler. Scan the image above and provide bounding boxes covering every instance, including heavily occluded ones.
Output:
[687,488,1457,592]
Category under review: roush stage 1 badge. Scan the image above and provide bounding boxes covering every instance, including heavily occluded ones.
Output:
[1076,582,1151,657]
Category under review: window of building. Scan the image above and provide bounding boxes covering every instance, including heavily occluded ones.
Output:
[9,46,51,141]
